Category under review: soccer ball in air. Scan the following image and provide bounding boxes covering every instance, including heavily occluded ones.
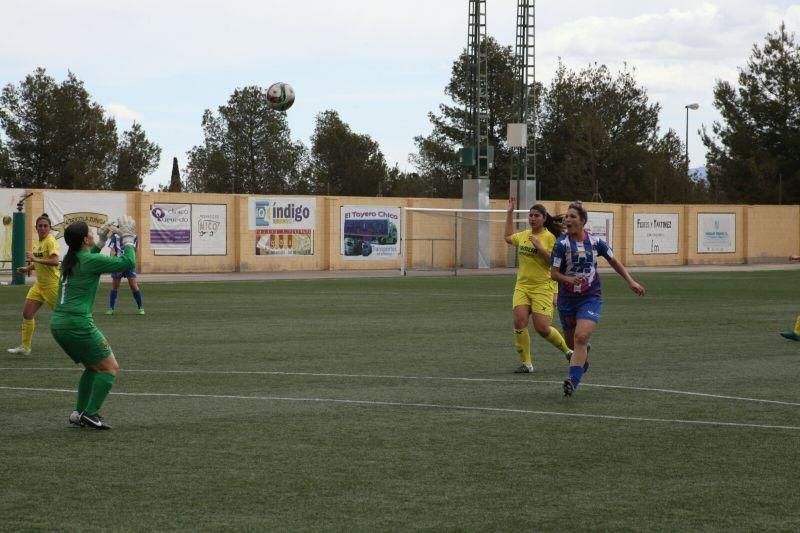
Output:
[266,82,295,111]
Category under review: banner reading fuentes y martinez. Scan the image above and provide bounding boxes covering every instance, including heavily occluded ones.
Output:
[248,197,316,256]
[340,206,401,260]
[633,213,679,255]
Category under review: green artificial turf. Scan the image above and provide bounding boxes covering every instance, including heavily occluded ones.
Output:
[1,271,798,531]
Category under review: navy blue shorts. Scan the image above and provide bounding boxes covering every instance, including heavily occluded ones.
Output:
[111,269,137,280]
[558,295,602,330]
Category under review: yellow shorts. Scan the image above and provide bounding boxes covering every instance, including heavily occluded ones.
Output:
[512,286,554,317]
[26,283,58,309]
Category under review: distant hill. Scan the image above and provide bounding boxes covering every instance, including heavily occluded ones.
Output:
[689,166,707,182]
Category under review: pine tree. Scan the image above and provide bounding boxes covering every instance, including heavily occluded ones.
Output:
[702,22,800,204]
[169,157,182,192]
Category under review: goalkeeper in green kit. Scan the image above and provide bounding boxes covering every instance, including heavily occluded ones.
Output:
[50,216,137,430]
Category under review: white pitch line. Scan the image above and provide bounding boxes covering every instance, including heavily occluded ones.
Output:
[2,366,799,407]
[1,385,798,431]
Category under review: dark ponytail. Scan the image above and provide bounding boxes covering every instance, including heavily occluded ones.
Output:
[61,221,89,280]
[531,204,564,237]
[36,213,52,226]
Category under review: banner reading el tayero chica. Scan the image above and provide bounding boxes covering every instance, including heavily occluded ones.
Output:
[340,205,401,260]
[44,192,127,255]
[248,197,315,256]
[697,212,735,253]
[0,188,25,265]
[633,213,679,255]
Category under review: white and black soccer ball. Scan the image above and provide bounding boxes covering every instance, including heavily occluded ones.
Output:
[266,82,295,111]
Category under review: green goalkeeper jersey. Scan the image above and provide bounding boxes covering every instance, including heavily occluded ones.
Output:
[51,245,136,326]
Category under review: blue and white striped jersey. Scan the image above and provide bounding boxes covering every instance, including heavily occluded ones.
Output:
[551,231,613,300]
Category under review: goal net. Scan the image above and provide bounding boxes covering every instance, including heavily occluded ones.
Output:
[400,207,529,275]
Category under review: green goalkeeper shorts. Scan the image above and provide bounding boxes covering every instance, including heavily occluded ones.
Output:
[51,324,113,366]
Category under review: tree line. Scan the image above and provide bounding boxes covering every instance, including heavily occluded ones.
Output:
[1,23,798,204]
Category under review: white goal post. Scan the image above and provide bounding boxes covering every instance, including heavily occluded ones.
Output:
[400,207,529,275]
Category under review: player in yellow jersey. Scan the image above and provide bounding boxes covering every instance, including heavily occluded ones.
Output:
[504,199,572,372]
[780,255,800,341]
[7,214,61,356]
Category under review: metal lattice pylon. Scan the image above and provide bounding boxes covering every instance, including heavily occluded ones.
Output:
[465,0,489,179]
[513,0,536,186]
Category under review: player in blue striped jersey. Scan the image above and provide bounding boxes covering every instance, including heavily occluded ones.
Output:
[105,232,144,315]
[550,201,645,396]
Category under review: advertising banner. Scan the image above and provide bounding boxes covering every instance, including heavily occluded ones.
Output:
[150,204,191,255]
[256,229,313,255]
[191,204,227,255]
[698,213,736,253]
[633,213,679,255]
[249,197,316,256]
[44,192,127,254]
[0,188,25,266]
[151,203,228,256]
[586,211,613,248]
[340,206,401,260]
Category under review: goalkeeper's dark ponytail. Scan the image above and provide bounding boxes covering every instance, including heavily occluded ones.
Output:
[531,204,564,238]
[61,221,89,280]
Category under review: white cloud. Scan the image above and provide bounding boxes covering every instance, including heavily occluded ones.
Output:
[105,103,143,123]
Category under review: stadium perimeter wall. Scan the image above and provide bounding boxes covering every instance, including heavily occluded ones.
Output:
[10,189,800,273]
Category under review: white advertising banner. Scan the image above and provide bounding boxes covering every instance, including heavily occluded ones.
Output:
[150,203,228,256]
[633,213,679,255]
[249,197,316,256]
[586,211,613,248]
[340,205,401,260]
[0,188,25,265]
[191,204,227,255]
[698,213,736,253]
[44,192,127,254]
[150,204,191,256]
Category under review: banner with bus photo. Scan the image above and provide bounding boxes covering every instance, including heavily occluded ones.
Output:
[249,197,316,256]
[340,205,400,260]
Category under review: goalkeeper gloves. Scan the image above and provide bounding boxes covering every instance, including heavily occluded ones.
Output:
[96,222,115,248]
[117,215,137,248]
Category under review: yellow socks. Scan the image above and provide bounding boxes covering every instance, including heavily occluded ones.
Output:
[21,318,34,350]
[544,326,571,355]
[514,328,532,366]
[794,315,800,335]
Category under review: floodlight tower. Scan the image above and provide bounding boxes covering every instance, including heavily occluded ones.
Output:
[460,0,491,268]
[463,0,491,180]
[509,1,537,213]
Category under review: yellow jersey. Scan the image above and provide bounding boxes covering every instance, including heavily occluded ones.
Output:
[32,233,60,288]
[510,228,557,292]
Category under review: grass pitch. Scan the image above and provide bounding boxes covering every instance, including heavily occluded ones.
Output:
[1,271,799,531]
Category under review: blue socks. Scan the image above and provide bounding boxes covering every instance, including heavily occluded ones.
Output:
[111,289,143,310]
[568,365,585,388]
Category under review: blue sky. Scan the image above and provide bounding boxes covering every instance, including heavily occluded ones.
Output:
[2,1,799,190]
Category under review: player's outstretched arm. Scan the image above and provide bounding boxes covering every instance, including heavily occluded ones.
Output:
[86,216,136,274]
[504,198,516,244]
